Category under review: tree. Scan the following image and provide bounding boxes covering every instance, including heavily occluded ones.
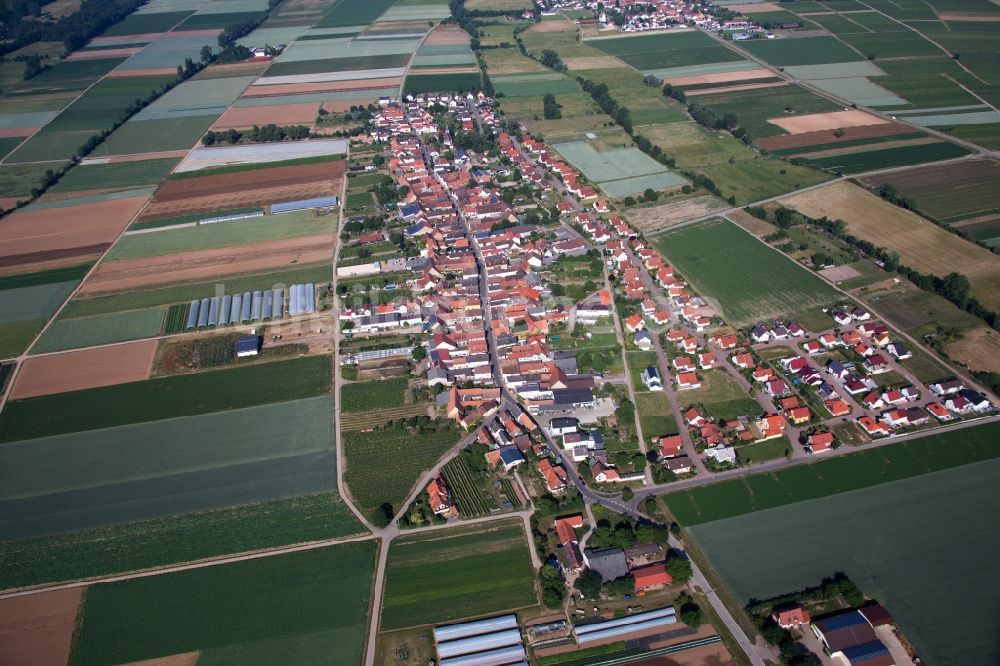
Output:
[576,569,603,599]
[666,551,693,584]
[200,45,214,63]
[412,345,427,361]
[539,563,565,608]
[680,603,703,629]
[833,127,845,138]
[372,502,394,527]
[621,486,634,501]
[603,574,635,597]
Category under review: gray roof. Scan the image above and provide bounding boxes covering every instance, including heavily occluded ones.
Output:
[584,547,629,582]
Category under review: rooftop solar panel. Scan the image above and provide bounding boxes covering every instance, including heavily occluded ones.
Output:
[817,611,866,632]
[843,640,890,661]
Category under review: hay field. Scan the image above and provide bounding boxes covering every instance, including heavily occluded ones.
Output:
[781,181,1000,310]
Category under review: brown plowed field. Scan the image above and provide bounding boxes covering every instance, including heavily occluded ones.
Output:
[0,195,148,267]
[0,249,105,277]
[140,159,343,220]
[666,67,774,86]
[424,24,470,44]
[768,109,889,134]
[0,588,82,666]
[243,77,403,96]
[107,67,179,78]
[79,235,333,294]
[66,47,143,60]
[12,339,157,398]
[688,81,788,95]
[0,126,35,137]
[755,121,912,150]
[212,102,320,129]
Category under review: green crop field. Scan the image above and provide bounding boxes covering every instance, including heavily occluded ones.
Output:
[689,457,1000,666]
[175,10,266,30]
[694,85,840,139]
[403,72,483,95]
[316,0,397,26]
[805,141,971,174]
[739,36,863,66]
[695,157,830,205]
[589,31,743,71]
[0,275,79,356]
[72,541,376,665]
[91,114,218,156]
[47,157,180,193]
[860,158,1000,223]
[0,396,337,540]
[0,162,59,198]
[59,264,331,318]
[15,57,126,95]
[341,377,409,413]
[32,306,165,353]
[665,420,1000,526]
[0,320,45,359]
[838,31,941,58]
[101,10,193,36]
[381,519,536,630]
[0,354,331,442]
[0,491,363,591]
[655,218,839,329]
[105,212,333,261]
[343,421,460,514]
[267,53,409,76]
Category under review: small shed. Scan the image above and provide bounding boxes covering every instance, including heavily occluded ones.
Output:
[236,336,259,358]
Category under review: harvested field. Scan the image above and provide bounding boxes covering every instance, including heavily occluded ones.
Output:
[0,588,82,666]
[627,195,727,233]
[243,77,402,96]
[781,181,1000,311]
[767,109,889,134]
[78,235,334,294]
[423,23,470,45]
[688,81,788,95]
[141,158,343,220]
[755,121,913,151]
[946,326,1000,373]
[738,1,782,10]
[562,56,623,69]
[11,340,157,399]
[531,17,576,32]
[667,67,774,86]
[212,102,320,129]
[0,195,148,270]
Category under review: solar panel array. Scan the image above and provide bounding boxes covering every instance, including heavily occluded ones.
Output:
[842,640,890,662]
[817,610,867,632]
[185,287,287,330]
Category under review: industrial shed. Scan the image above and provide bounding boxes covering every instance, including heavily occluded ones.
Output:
[433,615,525,666]
[575,607,678,646]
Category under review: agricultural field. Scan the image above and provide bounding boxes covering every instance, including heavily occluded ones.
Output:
[802,141,971,174]
[342,421,461,515]
[692,85,841,140]
[694,156,830,205]
[341,377,410,413]
[380,519,537,630]
[780,181,1000,311]
[589,30,744,74]
[0,395,336,540]
[72,541,376,665]
[0,492,363,591]
[738,35,863,66]
[45,157,181,195]
[0,264,86,358]
[32,306,165,353]
[689,457,1000,666]
[0,354,331,442]
[553,140,686,198]
[655,218,840,330]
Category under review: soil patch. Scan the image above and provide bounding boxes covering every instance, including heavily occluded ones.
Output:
[12,339,158,399]
[213,102,321,129]
[946,326,1000,373]
[791,136,937,158]
[688,81,788,96]
[755,121,911,150]
[0,587,82,666]
[767,109,890,134]
[65,47,143,60]
[424,24,471,45]
[0,195,148,267]
[953,213,1000,229]
[628,195,727,233]
[79,236,333,294]
[0,127,36,138]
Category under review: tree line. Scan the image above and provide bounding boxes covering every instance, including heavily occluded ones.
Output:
[201,123,312,146]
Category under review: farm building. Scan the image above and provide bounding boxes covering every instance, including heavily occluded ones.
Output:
[235,336,259,358]
[433,614,526,666]
[811,610,894,665]
[574,607,677,646]
[583,547,628,582]
[631,564,672,592]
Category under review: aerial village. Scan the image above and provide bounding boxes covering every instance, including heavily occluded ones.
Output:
[331,91,994,636]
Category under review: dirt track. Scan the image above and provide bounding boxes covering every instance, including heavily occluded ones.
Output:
[0,587,82,666]
[79,235,333,294]
[12,340,158,399]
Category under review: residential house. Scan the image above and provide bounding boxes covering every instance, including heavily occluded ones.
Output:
[807,432,834,454]
[426,476,453,516]
[641,366,664,391]
[774,606,811,629]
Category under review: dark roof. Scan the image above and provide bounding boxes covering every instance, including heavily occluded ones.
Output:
[842,640,893,666]
[859,604,894,627]
[552,388,594,407]
[235,336,258,353]
[815,611,877,653]
[550,417,579,429]
[584,547,629,582]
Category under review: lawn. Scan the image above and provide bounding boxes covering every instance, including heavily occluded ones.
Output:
[32,306,166,353]
[690,456,1000,666]
[341,377,409,413]
[635,392,678,438]
[739,36,864,66]
[664,419,1000,526]
[71,541,376,665]
[654,218,840,329]
[381,519,537,630]
[0,491,363,591]
[59,264,331,318]
[0,396,337,540]
[343,421,461,515]
[681,370,761,420]
[0,354,331,442]
[47,157,180,194]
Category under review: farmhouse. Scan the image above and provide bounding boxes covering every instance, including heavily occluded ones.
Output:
[774,605,811,629]
[426,476,453,516]
[631,564,672,592]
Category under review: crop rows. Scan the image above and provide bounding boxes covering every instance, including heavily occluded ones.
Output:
[443,456,491,517]
[340,403,429,431]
